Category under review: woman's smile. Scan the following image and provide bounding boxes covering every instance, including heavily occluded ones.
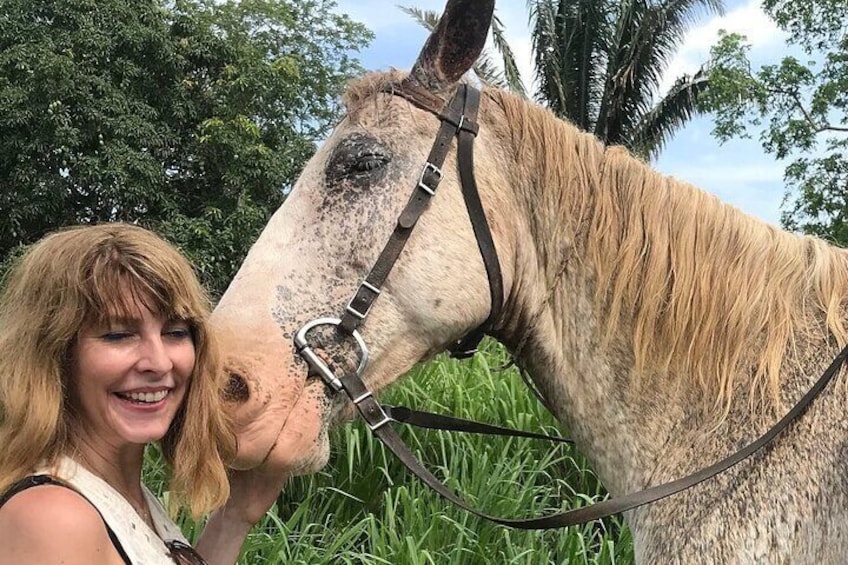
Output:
[115,388,171,404]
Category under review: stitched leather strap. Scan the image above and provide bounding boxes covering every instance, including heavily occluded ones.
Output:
[338,84,503,359]
[450,85,504,358]
[339,87,469,335]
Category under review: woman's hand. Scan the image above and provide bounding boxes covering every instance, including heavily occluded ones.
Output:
[223,467,288,527]
[195,468,288,565]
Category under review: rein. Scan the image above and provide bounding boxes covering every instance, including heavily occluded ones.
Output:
[294,83,848,529]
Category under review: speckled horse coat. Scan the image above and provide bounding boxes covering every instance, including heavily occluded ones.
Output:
[210,1,848,562]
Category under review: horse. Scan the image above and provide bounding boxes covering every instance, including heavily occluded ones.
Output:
[209,0,848,561]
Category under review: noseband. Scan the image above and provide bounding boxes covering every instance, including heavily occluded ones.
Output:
[295,82,848,529]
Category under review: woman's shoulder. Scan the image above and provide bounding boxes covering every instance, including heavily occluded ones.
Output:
[0,483,124,564]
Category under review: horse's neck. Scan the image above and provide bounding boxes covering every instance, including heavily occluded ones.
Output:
[487,99,848,559]
[491,139,680,494]
[505,246,844,499]
[494,133,845,497]
[504,268,681,495]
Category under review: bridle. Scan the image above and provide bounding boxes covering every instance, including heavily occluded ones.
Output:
[305,81,503,363]
[294,82,848,529]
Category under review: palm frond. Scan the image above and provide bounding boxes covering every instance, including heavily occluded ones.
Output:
[529,1,566,114]
[398,5,439,32]
[401,0,722,159]
[628,68,710,160]
[491,14,527,97]
[596,0,640,142]
[473,53,512,90]
[597,0,724,145]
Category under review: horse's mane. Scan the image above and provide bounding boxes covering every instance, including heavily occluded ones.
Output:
[344,72,848,414]
[489,86,848,414]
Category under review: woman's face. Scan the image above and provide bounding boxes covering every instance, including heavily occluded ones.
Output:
[69,299,196,452]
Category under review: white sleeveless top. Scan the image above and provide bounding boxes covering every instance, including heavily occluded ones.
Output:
[39,456,189,564]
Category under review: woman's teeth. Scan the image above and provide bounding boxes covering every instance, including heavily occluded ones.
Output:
[119,390,168,403]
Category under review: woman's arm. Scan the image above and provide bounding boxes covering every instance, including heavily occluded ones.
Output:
[195,469,288,565]
[0,485,124,564]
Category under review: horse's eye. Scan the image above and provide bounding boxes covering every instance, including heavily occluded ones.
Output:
[325,133,391,187]
[353,154,388,174]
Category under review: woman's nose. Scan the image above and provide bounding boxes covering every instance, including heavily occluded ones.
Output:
[136,336,174,374]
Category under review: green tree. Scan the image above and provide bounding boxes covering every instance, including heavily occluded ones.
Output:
[529,0,724,159]
[699,0,847,244]
[403,0,724,160]
[0,0,372,294]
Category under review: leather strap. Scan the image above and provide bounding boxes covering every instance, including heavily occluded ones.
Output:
[340,343,848,529]
[384,404,572,444]
[339,87,471,335]
[339,84,503,358]
[450,85,504,358]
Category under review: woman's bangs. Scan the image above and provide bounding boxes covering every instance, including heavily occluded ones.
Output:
[84,266,169,326]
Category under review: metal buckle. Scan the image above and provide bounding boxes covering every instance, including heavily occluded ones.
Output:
[417,162,442,196]
[357,396,392,431]
[294,317,369,391]
[367,412,392,431]
[351,390,372,405]
[345,280,380,320]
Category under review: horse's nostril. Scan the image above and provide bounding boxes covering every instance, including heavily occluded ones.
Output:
[223,372,250,403]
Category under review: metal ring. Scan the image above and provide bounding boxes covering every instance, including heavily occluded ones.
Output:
[294,317,369,378]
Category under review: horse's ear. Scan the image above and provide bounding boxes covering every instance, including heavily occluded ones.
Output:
[407,0,495,92]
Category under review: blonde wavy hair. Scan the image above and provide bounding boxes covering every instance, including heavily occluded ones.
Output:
[487,86,848,415]
[0,223,236,517]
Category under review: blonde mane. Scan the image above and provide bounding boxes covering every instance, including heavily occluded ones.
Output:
[489,87,848,413]
[344,72,848,414]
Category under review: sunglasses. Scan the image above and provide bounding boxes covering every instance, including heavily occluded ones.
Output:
[165,539,208,565]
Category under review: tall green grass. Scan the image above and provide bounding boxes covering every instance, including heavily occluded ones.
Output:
[145,341,634,564]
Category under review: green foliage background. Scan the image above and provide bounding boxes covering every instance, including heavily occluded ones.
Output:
[0,0,372,295]
[699,0,848,244]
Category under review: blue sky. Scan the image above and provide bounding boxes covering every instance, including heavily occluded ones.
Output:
[332,0,792,227]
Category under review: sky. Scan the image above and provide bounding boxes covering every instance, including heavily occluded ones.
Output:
[332,0,792,227]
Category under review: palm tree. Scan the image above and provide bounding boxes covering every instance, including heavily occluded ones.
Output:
[404,0,724,161]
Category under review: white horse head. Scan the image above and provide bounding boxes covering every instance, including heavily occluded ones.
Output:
[213,0,505,475]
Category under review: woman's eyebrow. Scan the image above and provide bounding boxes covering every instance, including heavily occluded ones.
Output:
[97,312,144,326]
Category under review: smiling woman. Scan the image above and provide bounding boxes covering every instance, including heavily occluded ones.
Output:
[0,224,284,565]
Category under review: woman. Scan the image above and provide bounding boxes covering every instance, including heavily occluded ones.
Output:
[0,223,283,564]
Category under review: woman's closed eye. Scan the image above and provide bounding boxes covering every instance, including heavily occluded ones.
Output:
[101,331,134,342]
[164,323,192,340]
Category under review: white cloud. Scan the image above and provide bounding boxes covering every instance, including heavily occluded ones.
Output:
[660,0,787,93]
